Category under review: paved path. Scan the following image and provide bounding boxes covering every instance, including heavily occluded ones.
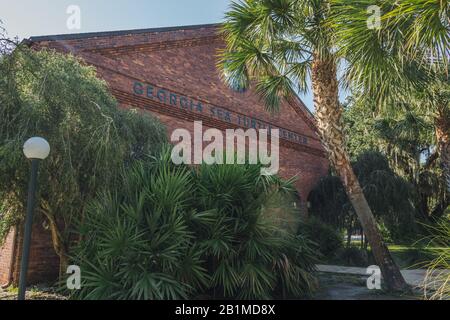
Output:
[317,264,449,289]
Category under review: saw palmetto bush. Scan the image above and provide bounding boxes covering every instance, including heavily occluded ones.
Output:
[72,149,318,300]
[424,220,450,300]
[71,148,208,300]
[192,162,318,299]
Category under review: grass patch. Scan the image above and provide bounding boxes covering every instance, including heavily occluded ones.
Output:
[388,245,441,269]
[324,244,441,269]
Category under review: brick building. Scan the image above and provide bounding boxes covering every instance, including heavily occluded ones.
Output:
[0,24,328,287]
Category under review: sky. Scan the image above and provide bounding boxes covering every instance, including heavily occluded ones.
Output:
[0,0,350,110]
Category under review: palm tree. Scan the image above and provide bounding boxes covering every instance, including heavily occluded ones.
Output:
[373,104,448,220]
[390,1,449,190]
[332,0,449,191]
[219,0,411,291]
[411,73,450,193]
[427,77,450,193]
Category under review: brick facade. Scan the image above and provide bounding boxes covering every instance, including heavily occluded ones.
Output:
[0,224,60,287]
[0,24,329,285]
[0,228,16,286]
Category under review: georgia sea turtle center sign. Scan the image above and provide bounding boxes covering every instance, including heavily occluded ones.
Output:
[132,81,309,146]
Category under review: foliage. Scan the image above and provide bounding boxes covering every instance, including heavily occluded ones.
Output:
[220,0,347,111]
[219,0,448,291]
[330,0,447,101]
[219,1,446,291]
[424,219,450,300]
[192,161,318,299]
[377,221,393,244]
[331,0,449,223]
[343,97,381,160]
[308,151,418,243]
[353,152,418,240]
[343,96,435,163]
[333,247,369,267]
[0,47,166,258]
[343,93,449,222]
[71,151,205,300]
[307,174,351,230]
[219,0,446,111]
[71,149,318,300]
[388,246,436,269]
[298,217,343,259]
[334,0,449,223]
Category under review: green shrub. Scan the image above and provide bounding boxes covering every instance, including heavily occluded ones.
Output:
[334,247,369,267]
[0,47,167,266]
[377,222,393,244]
[71,152,207,300]
[390,247,436,269]
[71,149,318,300]
[193,162,318,299]
[307,151,419,243]
[298,217,343,259]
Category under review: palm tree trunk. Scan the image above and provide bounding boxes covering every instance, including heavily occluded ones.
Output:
[435,108,450,192]
[311,56,409,292]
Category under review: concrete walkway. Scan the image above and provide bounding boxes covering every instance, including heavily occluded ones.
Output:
[317,264,449,289]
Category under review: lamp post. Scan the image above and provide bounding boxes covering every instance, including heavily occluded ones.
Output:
[18,137,50,301]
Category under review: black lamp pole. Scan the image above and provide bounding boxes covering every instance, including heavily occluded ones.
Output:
[18,159,40,301]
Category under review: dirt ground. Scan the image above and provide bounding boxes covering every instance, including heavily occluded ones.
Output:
[0,285,67,300]
[1,273,423,300]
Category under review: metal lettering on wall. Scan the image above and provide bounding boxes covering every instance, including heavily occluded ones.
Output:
[132,81,309,145]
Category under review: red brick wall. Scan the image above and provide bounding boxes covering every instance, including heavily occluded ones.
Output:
[146,112,328,202]
[0,224,59,287]
[32,25,329,200]
[0,228,16,286]
[23,223,60,285]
